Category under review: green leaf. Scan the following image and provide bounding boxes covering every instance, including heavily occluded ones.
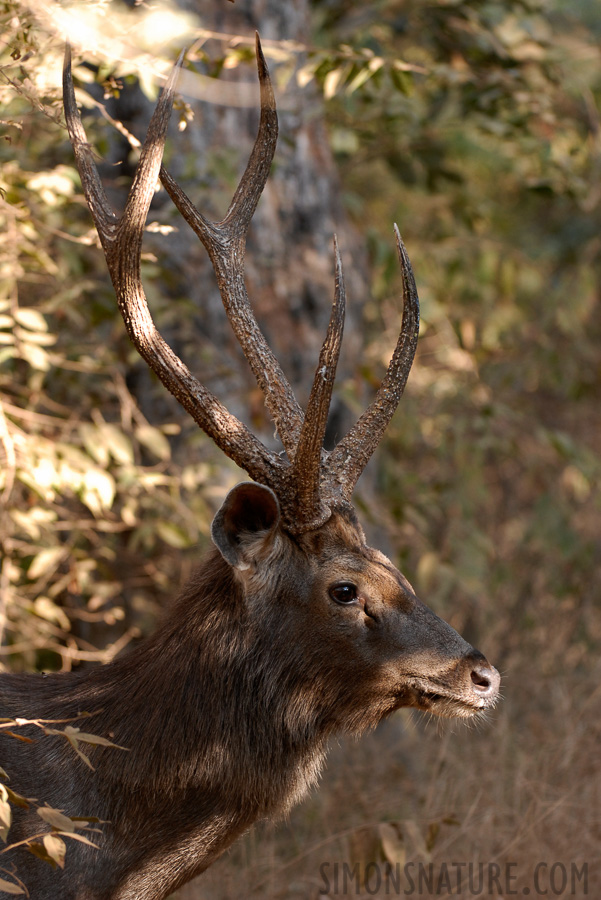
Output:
[0,347,15,364]
[135,424,171,461]
[69,815,103,824]
[345,62,379,95]
[390,65,412,95]
[102,424,134,465]
[156,521,194,549]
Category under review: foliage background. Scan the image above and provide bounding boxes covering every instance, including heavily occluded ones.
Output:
[1,0,601,896]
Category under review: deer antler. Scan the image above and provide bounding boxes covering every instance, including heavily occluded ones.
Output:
[63,44,287,489]
[158,39,305,457]
[329,227,419,498]
[63,36,419,534]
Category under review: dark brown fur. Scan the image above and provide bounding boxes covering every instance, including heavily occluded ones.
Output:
[0,503,498,899]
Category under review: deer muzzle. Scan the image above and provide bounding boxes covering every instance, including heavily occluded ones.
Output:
[398,649,501,719]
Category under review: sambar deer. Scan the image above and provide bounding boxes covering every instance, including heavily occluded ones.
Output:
[0,37,499,900]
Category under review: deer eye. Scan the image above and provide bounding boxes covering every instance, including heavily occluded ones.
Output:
[328,583,358,605]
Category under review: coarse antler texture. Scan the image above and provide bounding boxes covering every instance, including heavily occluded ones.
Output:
[63,35,419,533]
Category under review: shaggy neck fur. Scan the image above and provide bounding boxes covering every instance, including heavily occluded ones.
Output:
[1,548,339,899]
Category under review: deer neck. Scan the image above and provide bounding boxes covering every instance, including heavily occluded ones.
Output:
[67,550,329,820]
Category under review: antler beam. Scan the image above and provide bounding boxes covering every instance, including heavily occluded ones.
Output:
[159,35,305,459]
[64,37,419,534]
[63,44,286,491]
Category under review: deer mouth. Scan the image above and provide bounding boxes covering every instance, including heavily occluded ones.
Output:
[412,689,490,719]
[397,675,499,719]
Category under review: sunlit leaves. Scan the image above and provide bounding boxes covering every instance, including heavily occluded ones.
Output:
[32,597,71,631]
[41,833,66,869]
[28,548,65,582]
[0,727,106,879]
[42,725,128,771]
[37,806,75,833]
[300,46,415,103]
[0,878,25,894]
[156,520,195,549]
[135,424,171,461]
[13,309,48,333]
[0,784,13,842]
[0,303,56,371]
[26,167,75,207]
[0,46,212,673]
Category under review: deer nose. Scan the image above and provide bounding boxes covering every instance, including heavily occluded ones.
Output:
[469,659,500,700]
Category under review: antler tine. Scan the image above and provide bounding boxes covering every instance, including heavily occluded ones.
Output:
[223,33,278,231]
[63,46,285,489]
[63,44,116,234]
[159,33,304,459]
[119,50,186,250]
[292,237,346,524]
[329,226,420,496]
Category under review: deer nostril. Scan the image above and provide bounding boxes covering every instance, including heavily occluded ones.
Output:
[471,669,490,689]
[470,663,500,696]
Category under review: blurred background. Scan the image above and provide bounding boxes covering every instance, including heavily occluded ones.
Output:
[1,0,600,896]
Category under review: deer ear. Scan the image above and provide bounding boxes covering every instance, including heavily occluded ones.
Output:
[211,482,281,569]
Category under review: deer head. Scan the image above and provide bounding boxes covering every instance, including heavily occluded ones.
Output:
[62,36,499,722]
